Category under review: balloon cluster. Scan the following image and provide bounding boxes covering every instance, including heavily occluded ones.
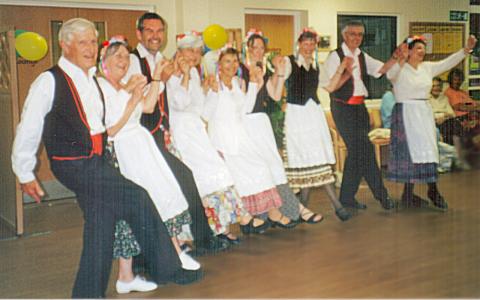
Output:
[15,30,48,62]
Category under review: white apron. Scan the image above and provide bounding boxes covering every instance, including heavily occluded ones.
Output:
[284,99,336,168]
[400,100,439,163]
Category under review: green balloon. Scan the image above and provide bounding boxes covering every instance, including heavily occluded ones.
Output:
[15,30,28,57]
[15,29,28,37]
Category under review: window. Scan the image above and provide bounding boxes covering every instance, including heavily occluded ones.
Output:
[337,15,397,99]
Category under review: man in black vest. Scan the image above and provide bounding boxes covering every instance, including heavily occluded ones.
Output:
[324,20,399,212]
[125,12,228,256]
[11,18,201,298]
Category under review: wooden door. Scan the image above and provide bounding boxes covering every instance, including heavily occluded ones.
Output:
[245,14,294,56]
[0,27,22,235]
[0,5,146,206]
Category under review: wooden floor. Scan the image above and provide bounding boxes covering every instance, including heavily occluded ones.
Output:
[1,162,480,298]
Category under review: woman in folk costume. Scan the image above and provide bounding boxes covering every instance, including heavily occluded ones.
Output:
[386,34,477,209]
[204,47,296,228]
[96,37,201,293]
[166,31,269,243]
[240,29,342,223]
[281,28,354,221]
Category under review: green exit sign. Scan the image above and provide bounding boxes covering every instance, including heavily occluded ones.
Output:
[450,11,469,21]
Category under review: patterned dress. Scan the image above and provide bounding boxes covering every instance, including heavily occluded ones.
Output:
[167,69,248,235]
[386,49,466,183]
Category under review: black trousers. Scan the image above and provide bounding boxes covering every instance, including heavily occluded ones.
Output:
[331,101,388,204]
[51,156,181,298]
[152,131,212,245]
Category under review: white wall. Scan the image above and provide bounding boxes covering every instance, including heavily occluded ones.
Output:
[181,0,471,59]
[1,0,472,56]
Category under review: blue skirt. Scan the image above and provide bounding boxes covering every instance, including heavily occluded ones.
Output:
[386,103,438,183]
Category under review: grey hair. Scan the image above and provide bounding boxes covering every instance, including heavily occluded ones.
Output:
[58,18,98,44]
[341,20,365,35]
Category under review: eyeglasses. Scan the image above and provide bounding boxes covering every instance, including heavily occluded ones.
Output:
[346,32,364,37]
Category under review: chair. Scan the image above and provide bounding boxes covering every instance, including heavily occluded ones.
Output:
[368,108,390,168]
[325,108,390,173]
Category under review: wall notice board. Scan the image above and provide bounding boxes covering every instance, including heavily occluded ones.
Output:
[409,22,465,77]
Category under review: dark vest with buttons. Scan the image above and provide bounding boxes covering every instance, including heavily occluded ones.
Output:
[42,65,103,161]
[286,55,320,105]
[240,63,273,114]
[132,49,169,147]
[330,47,369,103]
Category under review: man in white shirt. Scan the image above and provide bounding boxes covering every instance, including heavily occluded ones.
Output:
[325,20,398,211]
[126,12,228,256]
[11,18,201,298]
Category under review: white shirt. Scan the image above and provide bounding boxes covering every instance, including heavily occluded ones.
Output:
[12,57,104,183]
[386,49,466,102]
[167,68,205,117]
[124,43,165,93]
[324,42,384,97]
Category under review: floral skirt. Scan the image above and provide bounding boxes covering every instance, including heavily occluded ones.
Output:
[113,220,141,259]
[387,104,438,183]
[112,210,192,259]
[202,186,248,235]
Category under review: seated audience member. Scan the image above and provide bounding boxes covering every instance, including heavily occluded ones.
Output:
[428,77,459,173]
[380,84,396,129]
[444,69,479,169]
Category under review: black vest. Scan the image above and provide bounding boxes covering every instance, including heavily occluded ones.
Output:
[286,55,320,105]
[240,63,272,114]
[43,65,103,160]
[330,47,369,103]
[132,49,170,147]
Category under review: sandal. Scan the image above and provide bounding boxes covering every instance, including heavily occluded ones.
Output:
[268,214,297,229]
[240,218,270,234]
[217,232,241,245]
[300,207,323,224]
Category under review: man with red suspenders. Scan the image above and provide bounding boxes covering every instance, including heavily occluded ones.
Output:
[12,18,201,298]
[325,20,398,213]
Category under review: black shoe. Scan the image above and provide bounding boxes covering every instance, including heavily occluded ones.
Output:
[191,236,229,257]
[335,207,352,221]
[378,196,396,210]
[217,233,241,245]
[342,199,367,210]
[427,190,448,210]
[268,217,298,229]
[171,268,204,285]
[401,193,430,208]
[240,218,270,234]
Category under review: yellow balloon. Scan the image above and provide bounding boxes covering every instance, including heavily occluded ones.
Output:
[202,24,227,50]
[15,32,48,61]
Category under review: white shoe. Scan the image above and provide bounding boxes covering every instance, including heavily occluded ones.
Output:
[115,275,158,294]
[179,250,201,270]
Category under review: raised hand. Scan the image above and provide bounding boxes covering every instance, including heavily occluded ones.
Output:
[161,59,175,82]
[124,74,146,93]
[208,75,219,93]
[177,55,191,75]
[131,79,146,104]
[272,55,286,76]
[341,56,354,74]
[152,59,170,81]
[250,65,264,86]
[467,35,478,52]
